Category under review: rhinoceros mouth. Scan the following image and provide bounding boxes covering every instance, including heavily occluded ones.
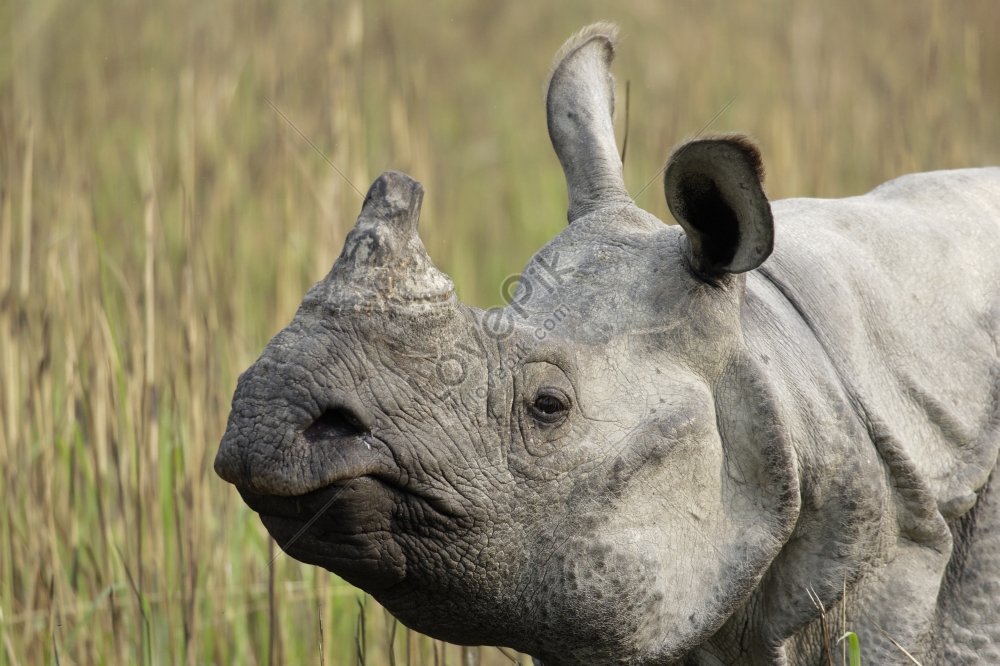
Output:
[238,466,467,522]
[240,477,401,587]
[237,473,467,587]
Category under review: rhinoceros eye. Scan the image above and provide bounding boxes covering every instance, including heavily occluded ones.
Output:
[529,388,570,423]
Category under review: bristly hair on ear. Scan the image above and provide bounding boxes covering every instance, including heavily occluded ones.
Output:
[544,22,619,95]
[696,133,767,186]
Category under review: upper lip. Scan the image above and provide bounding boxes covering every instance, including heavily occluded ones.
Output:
[219,410,472,522]
[238,482,349,519]
[237,469,469,523]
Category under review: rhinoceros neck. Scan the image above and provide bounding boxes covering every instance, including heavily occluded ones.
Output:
[726,169,1000,661]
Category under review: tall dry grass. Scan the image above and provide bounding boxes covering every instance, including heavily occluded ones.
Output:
[1,1,997,664]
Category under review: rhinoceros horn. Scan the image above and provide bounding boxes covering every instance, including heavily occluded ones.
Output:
[319,171,455,311]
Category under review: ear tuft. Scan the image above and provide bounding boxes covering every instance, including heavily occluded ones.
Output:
[664,135,774,276]
[544,22,620,93]
[714,133,766,185]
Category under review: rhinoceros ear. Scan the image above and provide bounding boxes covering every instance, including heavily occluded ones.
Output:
[546,23,631,223]
[664,136,774,275]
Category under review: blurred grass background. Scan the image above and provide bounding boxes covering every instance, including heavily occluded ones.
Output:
[1,0,998,664]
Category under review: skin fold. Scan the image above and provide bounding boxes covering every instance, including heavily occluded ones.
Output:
[215,23,1000,665]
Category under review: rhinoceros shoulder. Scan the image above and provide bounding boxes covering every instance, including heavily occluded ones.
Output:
[750,167,1000,522]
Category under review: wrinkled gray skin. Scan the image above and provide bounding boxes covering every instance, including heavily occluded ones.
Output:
[215,24,1000,665]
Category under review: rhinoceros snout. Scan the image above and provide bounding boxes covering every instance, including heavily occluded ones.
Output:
[213,353,396,497]
[300,404,372,445]
[213,431,246,486]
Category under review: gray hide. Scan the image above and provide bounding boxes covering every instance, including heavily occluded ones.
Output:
[215,23,1000,665]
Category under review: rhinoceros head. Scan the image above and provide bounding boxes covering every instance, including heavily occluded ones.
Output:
[216,23,798,664]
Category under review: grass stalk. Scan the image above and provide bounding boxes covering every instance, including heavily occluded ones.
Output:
[18,122,32,299]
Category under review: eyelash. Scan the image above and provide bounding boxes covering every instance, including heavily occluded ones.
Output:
[529,388,570,423]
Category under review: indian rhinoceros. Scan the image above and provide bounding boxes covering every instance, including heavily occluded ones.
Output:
[214,23,1000,665]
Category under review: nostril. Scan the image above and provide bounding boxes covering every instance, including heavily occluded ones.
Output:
[303,406,368,443]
